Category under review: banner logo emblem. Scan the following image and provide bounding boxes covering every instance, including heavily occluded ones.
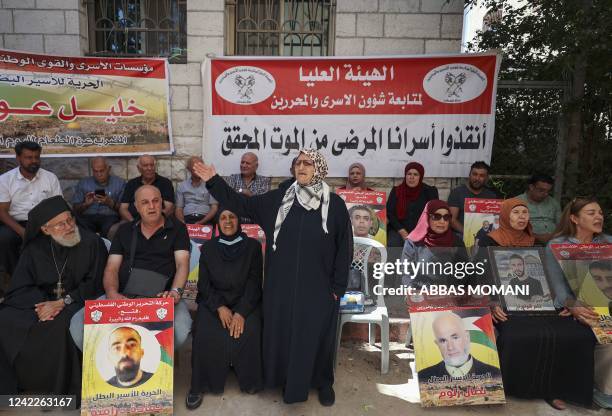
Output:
[423,63,488,104]
[215,66,276,105]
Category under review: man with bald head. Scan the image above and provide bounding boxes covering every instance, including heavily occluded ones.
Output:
[106,326,153,388]
[417,312,501,382]
[175,156,218,224]
[227,152,270,223]
[70,185,192,350]
[73,156,125,237]
[119,155,175,221]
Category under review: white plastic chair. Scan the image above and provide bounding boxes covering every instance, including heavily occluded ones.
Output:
[101,237,111,252]
[335,237,389,374]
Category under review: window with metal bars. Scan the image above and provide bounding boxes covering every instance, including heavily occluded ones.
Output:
[225,0,336,56]
[87,0,187,63]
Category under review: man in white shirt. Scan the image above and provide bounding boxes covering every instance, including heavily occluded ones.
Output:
[0,141,62,278]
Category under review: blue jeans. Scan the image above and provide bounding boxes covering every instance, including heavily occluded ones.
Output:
[70,295,192,350]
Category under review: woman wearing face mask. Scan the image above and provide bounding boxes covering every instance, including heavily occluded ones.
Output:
[193,150,352,407]
[387,162,438,247]
[401,200,468,294]
[186,208,263,410]
[545,197,611,409]
[477,198,596,411]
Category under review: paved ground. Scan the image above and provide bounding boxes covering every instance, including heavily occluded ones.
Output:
[1,341,606,416]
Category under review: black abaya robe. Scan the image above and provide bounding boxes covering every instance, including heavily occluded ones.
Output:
[476,235,596,405]
[206,175,352,403]
[0,227,107,395]
[191,236,264,393]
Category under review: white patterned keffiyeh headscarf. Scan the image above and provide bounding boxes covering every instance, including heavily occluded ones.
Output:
[272,149,330,251]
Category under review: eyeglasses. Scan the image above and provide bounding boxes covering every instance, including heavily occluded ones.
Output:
[429,213,451,222]
[45,215,75,231]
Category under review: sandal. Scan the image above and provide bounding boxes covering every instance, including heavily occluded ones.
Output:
[546,399,567,411]
[185,391,203,410]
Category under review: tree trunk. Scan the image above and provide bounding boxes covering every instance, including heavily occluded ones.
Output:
[562,57,586,198]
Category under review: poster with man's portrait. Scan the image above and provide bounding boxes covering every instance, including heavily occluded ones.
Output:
[550,243,612,344]
[463,198,502,255]
[184,224,215,304]
[81,298,174,415]
[410,306,505,407]
[489,247,556,314]
[336,189,387,246]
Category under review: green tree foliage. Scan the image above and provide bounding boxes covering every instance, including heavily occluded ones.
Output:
[466,0,611,230]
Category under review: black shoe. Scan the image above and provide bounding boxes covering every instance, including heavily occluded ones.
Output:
[318,386,335,406]
[185,392,203,410]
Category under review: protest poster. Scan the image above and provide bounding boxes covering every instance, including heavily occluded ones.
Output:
[0,49,172,156]
[488,247,556,314]
[550,243,612,344]
[240,223,267,252]
[203,53,501,178]
[336,189,387,246]
[410,306,505,407]
[463,198,502,254]
[184,224,215,303]
[81,298,174,415]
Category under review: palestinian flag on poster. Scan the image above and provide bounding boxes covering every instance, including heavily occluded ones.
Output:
[410,306,505,407]
[453,308,497,351]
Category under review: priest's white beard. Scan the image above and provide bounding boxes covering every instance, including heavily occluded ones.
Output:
[52,227,81,247]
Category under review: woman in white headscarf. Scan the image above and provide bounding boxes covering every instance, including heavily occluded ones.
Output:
[194,150,352,407]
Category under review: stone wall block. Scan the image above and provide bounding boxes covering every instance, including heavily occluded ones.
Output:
[384,14,440,38]
[357,14,384,37]
[4,34,43,52]
[13,10,65,34]
[44,157,89,179]
[335,13,356,37]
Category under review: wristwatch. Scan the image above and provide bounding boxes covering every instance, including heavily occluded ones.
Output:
[238,188,243,193]
[63,294,74,305]
[171,287,184,296]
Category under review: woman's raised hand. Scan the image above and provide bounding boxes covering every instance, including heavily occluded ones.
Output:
[193,161,216,182]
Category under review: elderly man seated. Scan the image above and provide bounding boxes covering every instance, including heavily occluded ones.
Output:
[72,156,125,238]
[0,196,107,394]
[119,155,175,221]
[70,185,192,350]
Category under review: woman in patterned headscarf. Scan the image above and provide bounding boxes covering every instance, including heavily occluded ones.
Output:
[193,150,352,407]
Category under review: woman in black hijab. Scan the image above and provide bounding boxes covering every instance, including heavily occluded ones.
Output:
[186,208,264,409]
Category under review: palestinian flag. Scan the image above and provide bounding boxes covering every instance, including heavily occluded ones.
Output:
[140,321,174,366]
[454,307,497,351]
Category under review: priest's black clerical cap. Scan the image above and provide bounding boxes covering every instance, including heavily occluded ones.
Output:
[23,195,72,247]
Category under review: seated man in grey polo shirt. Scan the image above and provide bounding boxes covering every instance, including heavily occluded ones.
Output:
[73,157,125,238]
[175,156,218,225]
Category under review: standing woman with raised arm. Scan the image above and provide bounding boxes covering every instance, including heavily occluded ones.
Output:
[193,150,352,407]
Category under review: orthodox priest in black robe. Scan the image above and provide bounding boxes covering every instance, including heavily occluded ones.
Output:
[187,208,263,409]
[0,196,107,395]
[194,150,352,406]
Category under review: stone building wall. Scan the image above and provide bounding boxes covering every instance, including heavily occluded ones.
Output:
[0,0,465,200]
